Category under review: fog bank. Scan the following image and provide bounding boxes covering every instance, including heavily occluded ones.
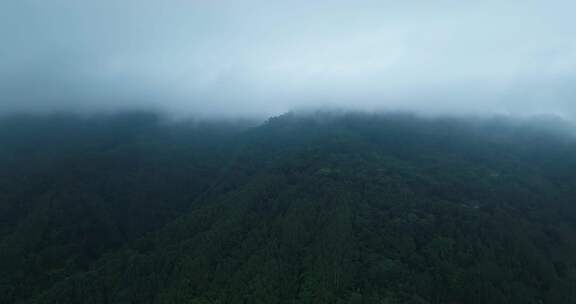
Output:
[1,0,575,119]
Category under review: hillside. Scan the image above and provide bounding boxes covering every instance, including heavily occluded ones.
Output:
[1,112,576,304]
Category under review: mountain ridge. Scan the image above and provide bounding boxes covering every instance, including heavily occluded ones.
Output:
[1,111,575,304]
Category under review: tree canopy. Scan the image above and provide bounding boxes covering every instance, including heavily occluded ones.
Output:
[1,111,575,304]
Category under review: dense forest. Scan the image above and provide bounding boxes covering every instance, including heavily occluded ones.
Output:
[1,111,576,304]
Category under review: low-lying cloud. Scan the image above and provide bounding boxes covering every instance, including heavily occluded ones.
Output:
[1,0,575,119]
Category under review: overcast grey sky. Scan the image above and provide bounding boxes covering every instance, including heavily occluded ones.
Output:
[1,0,575,119]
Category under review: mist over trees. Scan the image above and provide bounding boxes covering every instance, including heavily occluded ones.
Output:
[3,0,576,302]
[1,111,576,304]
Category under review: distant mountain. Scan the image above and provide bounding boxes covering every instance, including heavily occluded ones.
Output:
[1,111,576,304]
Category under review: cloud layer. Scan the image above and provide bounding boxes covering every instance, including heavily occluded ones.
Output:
[1,0,576,119]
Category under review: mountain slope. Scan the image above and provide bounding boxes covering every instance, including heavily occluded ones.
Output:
[1,112,576,304]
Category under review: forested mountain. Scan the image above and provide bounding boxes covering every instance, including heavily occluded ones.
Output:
[1,111,576,304]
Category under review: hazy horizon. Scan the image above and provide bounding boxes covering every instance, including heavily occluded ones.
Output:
[2,0,576,120]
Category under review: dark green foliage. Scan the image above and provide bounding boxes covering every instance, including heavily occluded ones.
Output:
[1,111,576,303]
